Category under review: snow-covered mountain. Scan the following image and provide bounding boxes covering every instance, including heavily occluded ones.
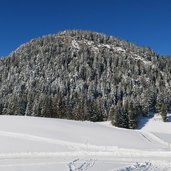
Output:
[0,115,170,171]
[0,30,171,128]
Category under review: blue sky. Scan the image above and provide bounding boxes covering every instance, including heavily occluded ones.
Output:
[0,0,171,57]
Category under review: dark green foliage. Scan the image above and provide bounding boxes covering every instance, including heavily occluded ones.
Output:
[155,100,162,113]
[111,107,120,127]
[72,103,85,120]
[128,102,137,129]
[56,98,66,119]
[111,103,129,128]
[87,101,104,122]
[160,104,168,122]
[0,103,3,115]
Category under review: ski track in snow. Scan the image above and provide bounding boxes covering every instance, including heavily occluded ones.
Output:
[140,131,171,150]
[0,116,171,170]
[0,130,171,160]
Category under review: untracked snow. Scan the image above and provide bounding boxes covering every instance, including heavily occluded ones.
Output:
[0,115,170,171]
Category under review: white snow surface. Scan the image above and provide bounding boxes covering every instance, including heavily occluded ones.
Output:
[0,115,171,171]
[71,40,80,49]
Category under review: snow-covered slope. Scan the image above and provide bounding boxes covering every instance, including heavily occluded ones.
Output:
[0,115,170,171]
[140,113,171,145]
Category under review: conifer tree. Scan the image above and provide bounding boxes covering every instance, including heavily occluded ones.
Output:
[57,98,66,118]
[128,102,137,129]
[72,102,84,120]
[160,103,168,122]
[111,105,120,127]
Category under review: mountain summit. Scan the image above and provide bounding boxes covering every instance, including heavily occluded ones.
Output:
[0,30,170,128]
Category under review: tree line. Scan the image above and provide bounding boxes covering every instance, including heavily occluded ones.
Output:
[0,30,170,128]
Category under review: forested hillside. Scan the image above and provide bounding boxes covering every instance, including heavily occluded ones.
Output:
[0,30,171,128]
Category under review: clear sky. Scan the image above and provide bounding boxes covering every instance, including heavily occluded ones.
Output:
[0,0,171,57]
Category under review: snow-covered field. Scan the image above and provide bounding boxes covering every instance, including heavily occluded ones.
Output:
[0,114,170,171]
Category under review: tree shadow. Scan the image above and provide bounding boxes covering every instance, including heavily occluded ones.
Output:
[138,113,171,129]
[137,112,154,129]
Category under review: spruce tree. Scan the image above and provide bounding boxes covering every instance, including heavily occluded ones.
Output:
[72,102,84,120]
[111,106,120,127]
[160,103,168,122]
[128,102,137,129]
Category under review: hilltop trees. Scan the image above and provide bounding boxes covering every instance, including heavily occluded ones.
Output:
[0,30,170,128]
